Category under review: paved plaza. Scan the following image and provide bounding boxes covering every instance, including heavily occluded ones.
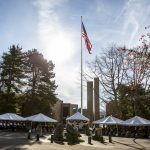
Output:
[0,131,150,150]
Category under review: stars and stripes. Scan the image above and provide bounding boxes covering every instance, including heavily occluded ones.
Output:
[82,22,92,54]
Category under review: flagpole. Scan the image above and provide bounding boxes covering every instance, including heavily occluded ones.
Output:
[81,16,83,114]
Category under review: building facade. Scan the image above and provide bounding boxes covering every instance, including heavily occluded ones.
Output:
[52,100,78,123]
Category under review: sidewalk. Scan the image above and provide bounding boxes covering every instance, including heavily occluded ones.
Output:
[0,131,150,150]
[38,133,150,150]
[80,134,150,149]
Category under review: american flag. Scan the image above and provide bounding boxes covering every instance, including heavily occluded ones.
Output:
[82,22,92,54]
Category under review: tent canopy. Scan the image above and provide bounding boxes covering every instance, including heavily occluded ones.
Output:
[66,112,89,121]
[120,116,150,126]
[93,115,123,125]
[0,113,26,121]
[25,113,57,123]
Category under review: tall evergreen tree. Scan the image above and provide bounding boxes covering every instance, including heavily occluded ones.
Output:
[22,49,57,116]
[0,45,25,113]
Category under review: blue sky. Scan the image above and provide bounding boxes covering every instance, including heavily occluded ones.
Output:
[0,0,150,109]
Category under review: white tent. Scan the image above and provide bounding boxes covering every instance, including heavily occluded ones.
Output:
[93,115,123,125]
[0,113,26,121]
[66,112,89,122]
[120,116,150,126]
[25,113,57,123]
[93,115,123,136]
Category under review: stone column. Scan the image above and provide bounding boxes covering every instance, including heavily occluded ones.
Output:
[87,81,94,122]
[94,77,100,120]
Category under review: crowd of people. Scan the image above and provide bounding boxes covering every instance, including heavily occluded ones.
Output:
[0,121,55,133]
[0,121,26,131]
[94,125,150,138]
[0,121,150,139]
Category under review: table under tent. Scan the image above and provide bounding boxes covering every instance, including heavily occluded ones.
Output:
[25,113,58,135]
[0,113,26,131]
[66,112,90,132]
[93,115,150,138]
[0,113,58,133]
[93,115,123,137]
[119,116,150,138]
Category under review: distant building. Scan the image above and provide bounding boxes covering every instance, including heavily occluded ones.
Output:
[78,108,88,117]
[52,100,78,123]
[87,81,94,122]
[100,111,106,118]
[62,103,78,123]
[80,108,106,120]
[94,78,100,120]
[86,78,100,123]
[51,100,63,122]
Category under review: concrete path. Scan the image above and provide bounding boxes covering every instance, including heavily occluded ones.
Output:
[0,131,150,150]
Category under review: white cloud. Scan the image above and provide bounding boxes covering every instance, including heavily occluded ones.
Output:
[34,0,75,63]
[33,0,82,106]
[32,0,150,109]
[121,0,150,48]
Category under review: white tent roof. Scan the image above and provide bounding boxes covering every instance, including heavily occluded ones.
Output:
[0,113,26,121]
[25,113,57,123]
[66,112,89,121]
[120,116,150,126]
[93,115,123,125]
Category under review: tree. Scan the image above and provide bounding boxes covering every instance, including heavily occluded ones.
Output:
[87,44,150,119]
[0,45,25,93]
[87,45,127,110]
[0,46,57,116]
[0,45,25,113]
[22,49,57,116]
[107,84,150,119]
